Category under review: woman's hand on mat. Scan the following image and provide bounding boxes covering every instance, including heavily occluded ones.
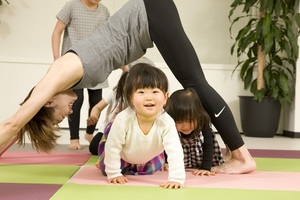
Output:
[160,181,183,189]
[108,176,128,184]
[192,169,215,176]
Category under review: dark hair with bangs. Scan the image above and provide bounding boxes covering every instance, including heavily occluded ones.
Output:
[124,63,169,106]
[165,88,211,131]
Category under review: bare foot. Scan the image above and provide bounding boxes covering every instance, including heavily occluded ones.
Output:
[223,145,232,162]
[68,139,82,150]
[84,133,94,143]
[212,145,256,174]
[95,160,100,169]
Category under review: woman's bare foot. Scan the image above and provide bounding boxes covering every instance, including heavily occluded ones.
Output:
[84,133,94,143]
[212,145,256,174]
[68,139,82,150]
[223,145,232,162]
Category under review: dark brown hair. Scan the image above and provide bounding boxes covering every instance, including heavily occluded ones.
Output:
[113,71,129,112]
[17,87,60,152]
[124,63,168,106]
[165,88,211,131]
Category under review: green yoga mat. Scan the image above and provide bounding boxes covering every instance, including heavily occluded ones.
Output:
[84,155,98,166]
[0,164,79,184]
[255,158,300,171]
[51,184,300,200]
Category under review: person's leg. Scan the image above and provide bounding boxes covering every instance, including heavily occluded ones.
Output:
[143,0,255,173]
[85,89,103,143]
[89,132,103,155]
[68,89,84,150]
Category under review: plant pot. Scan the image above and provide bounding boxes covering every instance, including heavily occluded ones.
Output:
[239,96,281,137]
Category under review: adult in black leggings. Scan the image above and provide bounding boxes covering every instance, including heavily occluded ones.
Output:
[68,89,102,150]
[0,0,255,174]
[144,0,255,173]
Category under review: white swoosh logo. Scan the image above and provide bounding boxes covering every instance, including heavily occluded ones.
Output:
[214,106,225,118]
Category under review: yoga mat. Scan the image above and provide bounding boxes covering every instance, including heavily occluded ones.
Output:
[0,151,91,166]
[0,183,62,200]
[248,149,300,158]
[0,164,79,184]
[68,166,300,191]
[84,155,98,166]
[255,158,300,171]
[50,184,300,200]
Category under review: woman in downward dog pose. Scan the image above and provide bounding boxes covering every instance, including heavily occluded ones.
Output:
[0,0,255,174]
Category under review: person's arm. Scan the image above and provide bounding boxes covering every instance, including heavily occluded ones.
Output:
[191,124,214,176]
[199,124,214,171]
[87,99,108,126]
[0,135,18,156]
[104,115,126,181]
[51,20,66,60]
[162,118,185,187]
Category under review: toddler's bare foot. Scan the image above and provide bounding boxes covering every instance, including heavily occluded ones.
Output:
[68,139,82,150]
[212,145,256,174]
[84,133,94,143]
[96,160,100,169]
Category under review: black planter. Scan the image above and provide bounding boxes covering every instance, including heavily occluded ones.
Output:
[239,96,281,137]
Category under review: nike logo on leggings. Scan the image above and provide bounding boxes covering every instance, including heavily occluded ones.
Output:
[214,106,225,118]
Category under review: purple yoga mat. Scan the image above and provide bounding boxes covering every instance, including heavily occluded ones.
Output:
[0,183,62,200]
[221,148,300,158]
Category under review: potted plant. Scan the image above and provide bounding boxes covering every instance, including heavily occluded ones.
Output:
[0,0,9,5]
[229,0,300,137]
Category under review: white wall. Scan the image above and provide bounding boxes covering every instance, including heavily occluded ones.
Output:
[1,0,294,140]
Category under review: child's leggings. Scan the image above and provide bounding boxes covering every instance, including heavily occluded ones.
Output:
[143,0,244,151]
[68,88,102,140]
[98,122,165,176]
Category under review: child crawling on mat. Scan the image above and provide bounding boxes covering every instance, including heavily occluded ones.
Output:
[97,63,185,189]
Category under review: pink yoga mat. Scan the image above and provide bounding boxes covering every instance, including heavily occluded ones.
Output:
[0,152,91,166]
[69,166,300,191]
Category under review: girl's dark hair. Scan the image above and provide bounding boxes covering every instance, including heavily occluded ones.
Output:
[165,88,211,131]
[17,87,60,152]
[113,71,129,111]
[124,63,168,106]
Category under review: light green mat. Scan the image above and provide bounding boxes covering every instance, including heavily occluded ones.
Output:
[84,155,98,166]
[255,158,300,171]
[51,184,300,200]
[0,164,79,184]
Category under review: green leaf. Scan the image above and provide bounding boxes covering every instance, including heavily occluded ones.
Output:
[274,0,281,17]
[279,72,289,94]
[262,12,271,37]
[295,13,300,28]
[263,32,274,53]
[244,0,258,13]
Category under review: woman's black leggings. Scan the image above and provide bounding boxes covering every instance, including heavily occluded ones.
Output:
[143,0,244,151]
[68,88,102,140]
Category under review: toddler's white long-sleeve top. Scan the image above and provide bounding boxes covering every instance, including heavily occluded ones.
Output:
[104,107,185,184]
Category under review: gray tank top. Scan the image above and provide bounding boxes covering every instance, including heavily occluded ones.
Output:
[70,0,153,89]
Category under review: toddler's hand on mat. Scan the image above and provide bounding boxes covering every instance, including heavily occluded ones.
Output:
[160,181,183,189]
[192,169,215,176]
[108,176,128,184]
